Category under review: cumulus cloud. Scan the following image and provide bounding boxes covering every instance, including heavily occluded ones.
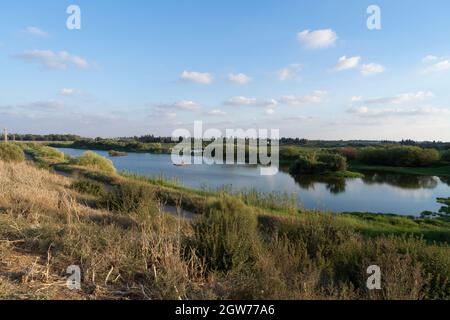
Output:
[277,64,303,81]
[14,49,89,70]
[297,29,337,49]
[173,100,201,111]
[228,73,251,85]
[333,56,361,71]
[180,71,213,84]
[361,63,385,76]
[279,90,327,106]
[224,96,277,107]
[23,26,49,38]
[421,56,450,74]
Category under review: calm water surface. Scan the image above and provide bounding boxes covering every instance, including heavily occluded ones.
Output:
[58,148,450,216]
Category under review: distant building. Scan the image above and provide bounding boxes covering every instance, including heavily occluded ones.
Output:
[3,128,7,142]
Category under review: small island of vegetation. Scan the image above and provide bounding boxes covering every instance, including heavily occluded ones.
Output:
[108,150,128,157]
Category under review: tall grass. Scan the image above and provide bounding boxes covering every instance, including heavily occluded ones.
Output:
[0,143,25,163]
[192,196,260,272]
[72,151,116,174]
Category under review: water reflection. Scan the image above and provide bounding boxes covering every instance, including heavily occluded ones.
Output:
[291,175,347,194]
[360,171,439,189]
[439,176,450,187]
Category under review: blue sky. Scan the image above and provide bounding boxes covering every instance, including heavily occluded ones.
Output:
[1,0,450,140]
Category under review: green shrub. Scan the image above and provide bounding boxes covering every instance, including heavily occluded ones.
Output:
[290,152,347,175]
[442,150,450,162]
[74,151,116,174]
[340,147,358,161]
[357,146,440,167]
[70,179,105,197]
[279,146,304,162]
[38,146,65,160]
[101,181,156,214]
[192,196,260,272]
[0,143,25,163]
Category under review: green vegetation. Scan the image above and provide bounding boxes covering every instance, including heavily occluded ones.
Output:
[22,143,65,166]
[289,152,348,175]
[70,179,105,197]
[50,139,172,154]
[442,150,450,162]
[192,197,260,272]
[357,146,440,167]
[108,150,128,157]
[101,181,156,214]
[71,151,116,174]
[349,163,450,177]
[0,143,25,163]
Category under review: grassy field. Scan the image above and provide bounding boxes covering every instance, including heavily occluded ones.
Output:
[1,143,449,300]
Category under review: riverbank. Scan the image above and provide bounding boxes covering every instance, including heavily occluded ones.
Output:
[349,162,450,177]
[1,143,450,299]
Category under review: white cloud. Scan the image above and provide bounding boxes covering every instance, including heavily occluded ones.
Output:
[333,56,361,71]
[277,64,303,81]
[60,88,83,97]
[24,26,49,38]
[228,73,251,85]
[348,106,450,118]
[279,90,327,106]
[19,100,65,110]
[173,100,201,111]
[362,91,434,106]
[224,96,277,107]
[361,63,385,76]
[208,109,227,116]
[150,106,178,118]
[154,100,202,114]
[350,96,363,103]
[422,55,438,63]
[422,56,450,74]
[180,71,213,84]
[297,29,337,49]
[15,49,89,70]
[265,109,276,115]
[283,116,311,122]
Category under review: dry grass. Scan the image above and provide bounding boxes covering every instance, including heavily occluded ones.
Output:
[0,160,207,300]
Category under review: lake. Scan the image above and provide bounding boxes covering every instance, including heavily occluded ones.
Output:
[58,148,450,216]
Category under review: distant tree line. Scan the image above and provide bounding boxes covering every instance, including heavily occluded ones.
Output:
[8,133,450,151]
[9,134,82,142]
